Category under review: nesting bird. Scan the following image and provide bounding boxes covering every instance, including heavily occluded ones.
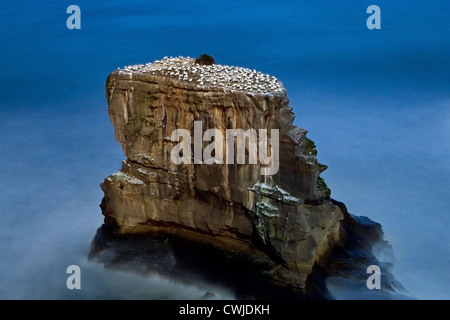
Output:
[121,56,284,94]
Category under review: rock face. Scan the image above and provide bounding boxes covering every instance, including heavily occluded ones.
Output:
[100,56,344,288]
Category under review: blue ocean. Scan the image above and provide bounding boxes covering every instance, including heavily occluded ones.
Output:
[0,0,448,299]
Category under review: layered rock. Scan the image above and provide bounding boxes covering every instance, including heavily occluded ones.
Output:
[100,56,344,287]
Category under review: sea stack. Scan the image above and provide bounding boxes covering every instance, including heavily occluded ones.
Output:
[99,56,344,288]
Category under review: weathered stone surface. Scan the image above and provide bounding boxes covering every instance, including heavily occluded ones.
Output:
[100,57,344,288]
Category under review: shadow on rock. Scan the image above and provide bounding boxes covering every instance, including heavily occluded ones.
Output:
[89,202,413,300]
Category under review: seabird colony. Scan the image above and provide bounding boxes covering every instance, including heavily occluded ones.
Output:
[121,56,284,94]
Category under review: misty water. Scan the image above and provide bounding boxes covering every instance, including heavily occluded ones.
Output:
[0,0,448,299]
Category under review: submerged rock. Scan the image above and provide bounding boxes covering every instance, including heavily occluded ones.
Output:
[92,56,406,298]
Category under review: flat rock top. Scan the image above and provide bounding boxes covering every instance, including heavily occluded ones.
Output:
[120,56,285,94]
